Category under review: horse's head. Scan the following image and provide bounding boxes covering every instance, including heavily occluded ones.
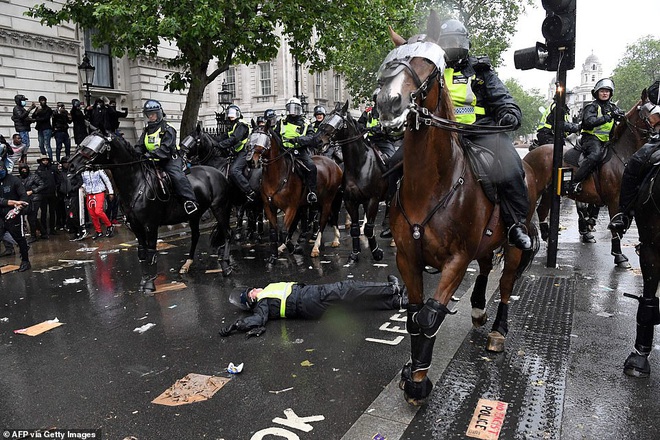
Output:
[611,87,660,149]
[318,101,351,142]
[639,86,660,134]
[180,123,222,164]
[246,124,273,168]
[376,11,447,131]
[67,132,111,175]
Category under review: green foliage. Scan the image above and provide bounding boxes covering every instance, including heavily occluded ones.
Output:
[504,78,546,138]
[612,37,660,111]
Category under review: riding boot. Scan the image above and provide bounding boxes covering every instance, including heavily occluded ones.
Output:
[570,158,597,194]
[306,171,318,204]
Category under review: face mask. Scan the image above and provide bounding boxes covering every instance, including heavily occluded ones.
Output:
[19,170,28,177]
[21,101,27,106]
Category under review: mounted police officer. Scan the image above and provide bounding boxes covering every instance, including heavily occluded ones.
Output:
[608,80,660,235]
[138,100,198,215]
[275,98,319,203]
[438,19,531,250]
[264,108,279,127]
[571,78,625,194]
[309,105,327,134]
[535,102,580,147]
[223,105,254,201]
[358,93,397,163]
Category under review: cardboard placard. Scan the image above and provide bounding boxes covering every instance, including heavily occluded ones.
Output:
[154,282,186,293]
[14,319,64,336]
[1,265,20,274]
[152,373,230,406]
[466,398,508,440]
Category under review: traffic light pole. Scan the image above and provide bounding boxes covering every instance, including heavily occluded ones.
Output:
[546,68,567,268]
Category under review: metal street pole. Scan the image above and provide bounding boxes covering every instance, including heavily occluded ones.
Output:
[547,69,567,268]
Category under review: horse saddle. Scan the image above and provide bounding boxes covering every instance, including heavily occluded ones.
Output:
[146,164,173,199]
[563,144,613,167]
[461,138,498,204]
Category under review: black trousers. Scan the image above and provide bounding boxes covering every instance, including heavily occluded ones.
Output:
[296,280,396,319]
[230,149,252,194]
[574,134,606,183]
[619,140,660,212]
[294,148,317,191]
[39,193,58,234]
[0,217,29,262]
[162,157,197,201]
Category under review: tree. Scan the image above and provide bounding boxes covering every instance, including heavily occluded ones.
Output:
[612,37,660,111]
[504,78,546,138]
[27,0,410,135]
[336,0,534,102]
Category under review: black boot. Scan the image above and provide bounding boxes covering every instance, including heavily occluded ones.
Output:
[508,223,532,250]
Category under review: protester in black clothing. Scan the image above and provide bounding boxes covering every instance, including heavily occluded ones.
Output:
[70,99,89,146]
[19,163,46,243]
[108,99,128,136]
[11,94,36,161]
[0,161,31,272]
[52,102,72,162]
[33,96,54,160]
[88,97,112,134]
[35,155,59,237]
[219,275,407,337]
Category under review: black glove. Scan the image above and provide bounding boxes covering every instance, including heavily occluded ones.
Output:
[498,113,518,127]
[245,326,266,339]
[218,323,237,337]
[144,152,153,160]
[613,108,626,120]
[602,114,613,123]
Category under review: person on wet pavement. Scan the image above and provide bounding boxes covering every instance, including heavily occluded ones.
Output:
[219,275,407,338]
[0,161,31,272]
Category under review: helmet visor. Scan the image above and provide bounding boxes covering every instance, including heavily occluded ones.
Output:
[286,102,303,116]
[227,107,240,119]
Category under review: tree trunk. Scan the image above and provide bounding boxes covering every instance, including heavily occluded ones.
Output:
[180,66,209,137]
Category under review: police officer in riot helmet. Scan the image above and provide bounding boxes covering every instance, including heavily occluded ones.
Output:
[264,108,278,127]
[436,19,531,250]
[138,100,198,214]
[223,105,255,201]
[310,105,327,134]
[274,98,319,203]
[571,78,625,194]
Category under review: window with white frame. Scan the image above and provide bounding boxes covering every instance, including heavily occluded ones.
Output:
[315,72,322,98]
[84,29,113,88]
[333,74,341,103]
[225,67,236,98]
[259,63,272,95]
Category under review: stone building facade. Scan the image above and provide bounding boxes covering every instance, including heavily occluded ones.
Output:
[1,0,349,159]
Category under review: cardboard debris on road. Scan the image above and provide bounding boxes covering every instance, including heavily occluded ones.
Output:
[154,281,186,293]
[1,265,20,274]
[14,318,64,336]
[152,373,230,406]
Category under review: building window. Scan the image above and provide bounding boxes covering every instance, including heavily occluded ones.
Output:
[259,63,272,96]
[84,29,113,88]
[225,67,236,98]
[591,64,596,70]
[592,75,595,82]
[315,72,322,98]
[333,74,341,103]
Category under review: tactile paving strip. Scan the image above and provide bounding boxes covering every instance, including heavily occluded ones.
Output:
[403,275,576,440]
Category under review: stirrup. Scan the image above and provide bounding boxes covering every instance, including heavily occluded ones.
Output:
[184,200,198,215]
[569,182,582,194]
[307,192,318,204]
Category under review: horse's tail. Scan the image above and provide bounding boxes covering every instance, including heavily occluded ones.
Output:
[209,222,226,248]
[516,222,540,278]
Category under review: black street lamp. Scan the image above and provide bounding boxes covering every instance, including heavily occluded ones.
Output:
[215,80,234,133]
[78,53,95,107]
[300,94,309,115]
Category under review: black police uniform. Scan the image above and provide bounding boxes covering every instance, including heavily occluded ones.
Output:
[275,115,319,196]
[219,279,405,337]
[0,169,30,269]
[536,103,580,146]
[224,120,253,197]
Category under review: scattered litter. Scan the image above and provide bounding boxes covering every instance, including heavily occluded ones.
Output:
[308,266,313,269]
[99,249,120,255]
[373,263,388,267]
[76,247,98,252]
[134,323,156,334]
[227,362,244,374]
[347,274,354,278]
[0,317,9,322]
[205,269,223,274]
[599,285,615,291]
[1,265,20,274]
[156,242,176,250]
[269,387,293,395]
[373,434,387,440]
[293,339,304,344]
[510,295,520,301]
[321,260,331,264]
[300,360,314,367]
[152,373,229,406]
[332,368,339,372]
[137,315,149,320]
[243,256,256,260]
[63,277,83,285]
[596,312,614,318]
[168,305,178,309]
[14,318,63,336]
[480,356,493,362]
[451,296,460,302]
[154,281,186,293]
[466,268,476,272]
[58,259,94,264]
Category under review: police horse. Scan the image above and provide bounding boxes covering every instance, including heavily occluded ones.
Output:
[318,101,388,264]
[68,132,233,293]
[247,124,343,264]
[180,125,264,242]
[524,89,658,268]
[376,11,540,405]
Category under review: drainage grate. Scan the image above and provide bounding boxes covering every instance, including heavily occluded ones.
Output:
[403,275,576,440]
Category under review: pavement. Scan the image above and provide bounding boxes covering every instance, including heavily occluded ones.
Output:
[0,200,657,440]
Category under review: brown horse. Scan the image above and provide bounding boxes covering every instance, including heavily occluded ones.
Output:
[247,124,343,264]
[524,89,658,268]
[377,11,540,406]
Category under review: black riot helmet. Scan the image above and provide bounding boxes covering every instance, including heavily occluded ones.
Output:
[313,105,326,116]
[143,99,164,124]
[438,19,470,64]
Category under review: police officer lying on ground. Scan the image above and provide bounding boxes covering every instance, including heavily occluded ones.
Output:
[219,275,408,338]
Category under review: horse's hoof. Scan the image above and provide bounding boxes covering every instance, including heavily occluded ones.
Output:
[310,248,320,258]
[331,240,340,248]
[581,233,596,243]
[623,351,650,378]
[348,252,359,264]
[486,331,505,352]
[471,310,488,328]
[540,223,549,241]
[614,253,631,269]
[179,259,193,274]
[389,239,396,247]
[372,247,384,261]
[402,376,433,406]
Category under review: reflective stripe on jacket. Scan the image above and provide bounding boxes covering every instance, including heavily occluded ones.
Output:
[256,282,295,318]
[228,122,250,152]
[280,120,309,148]
[444,67,485,124]
[581,106,614,142]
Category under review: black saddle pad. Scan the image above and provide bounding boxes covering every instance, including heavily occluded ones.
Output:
[461,138,498,204]
[563,146,613,167]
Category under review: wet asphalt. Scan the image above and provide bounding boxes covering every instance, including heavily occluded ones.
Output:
[0,199,657,440]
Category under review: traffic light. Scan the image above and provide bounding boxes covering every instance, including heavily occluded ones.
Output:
[541,0,576,70]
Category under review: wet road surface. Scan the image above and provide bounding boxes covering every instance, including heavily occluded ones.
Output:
[0,200,657,440]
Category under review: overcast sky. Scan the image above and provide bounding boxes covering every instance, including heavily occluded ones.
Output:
[497,0,659,96]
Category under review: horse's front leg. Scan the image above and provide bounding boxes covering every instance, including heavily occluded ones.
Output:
[536,188,551,241]
[264,204,280,265]
[606,202,631,268]
[180,219,200,274]
[471,256,494,327]
[365,198,383,261]
[400,255,468,406]
[623,244,660,377]
[283,207,302,255]
[138,227,159,294]
[345,200,361,264]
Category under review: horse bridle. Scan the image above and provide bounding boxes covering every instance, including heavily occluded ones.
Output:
[320,113,368,147]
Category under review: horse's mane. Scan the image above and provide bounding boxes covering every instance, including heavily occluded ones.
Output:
[610,99,643,142]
